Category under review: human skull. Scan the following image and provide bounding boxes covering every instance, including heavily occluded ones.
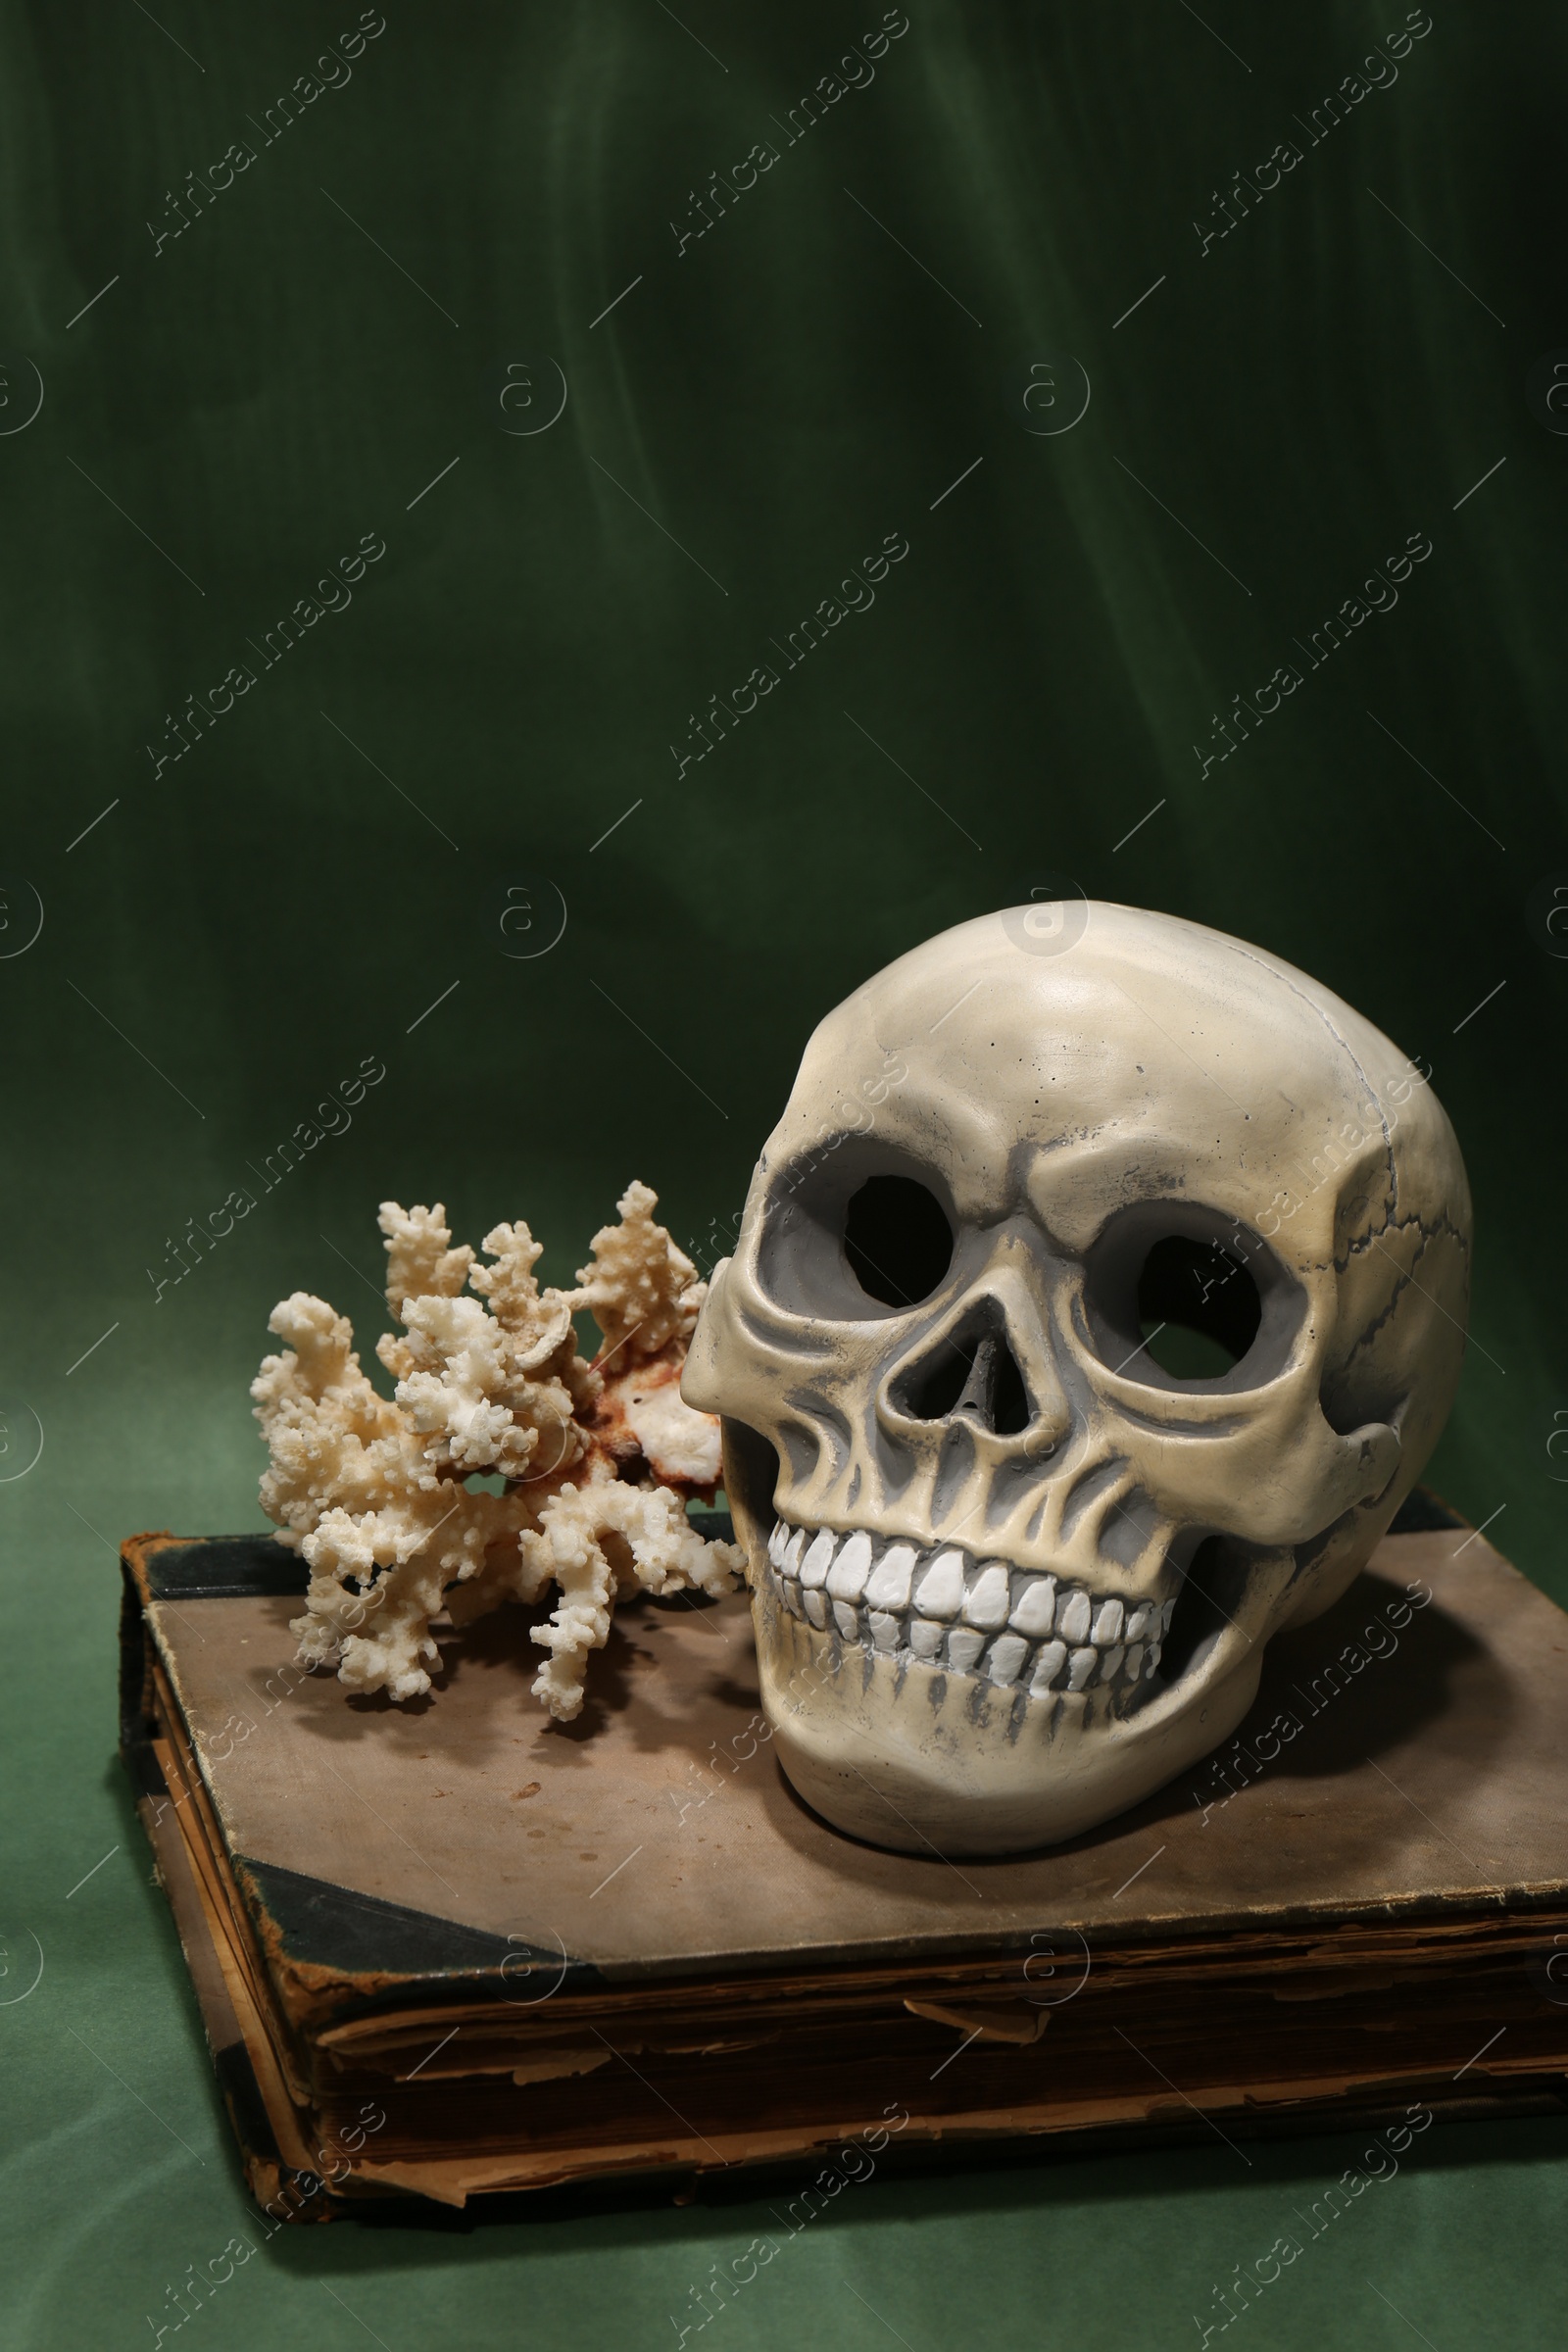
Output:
[682,904,1470,1854]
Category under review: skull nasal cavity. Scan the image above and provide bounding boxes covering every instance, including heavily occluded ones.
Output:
[844,1174,954,1308]
[896,1315,1033,1439]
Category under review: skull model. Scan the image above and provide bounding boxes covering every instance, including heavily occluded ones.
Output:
[683,904,1470,1854]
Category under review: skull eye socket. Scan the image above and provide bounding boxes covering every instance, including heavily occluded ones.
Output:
[844,1175,954,1308]
[1136,1235,1262,1379]
[755,1150,957,1320]
[1083,1202,1295,1391]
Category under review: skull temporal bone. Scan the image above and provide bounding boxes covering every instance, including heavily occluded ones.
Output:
[683,905,1471,1855]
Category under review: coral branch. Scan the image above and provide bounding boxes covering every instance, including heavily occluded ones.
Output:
[252,1184,741,1720]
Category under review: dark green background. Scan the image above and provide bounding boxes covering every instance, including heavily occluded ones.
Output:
[3,2,1565,2344]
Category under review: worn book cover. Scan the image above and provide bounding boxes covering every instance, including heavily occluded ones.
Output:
[119,1496,1568,2217]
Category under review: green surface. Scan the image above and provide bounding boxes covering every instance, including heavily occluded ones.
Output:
[3,1,1565,2344]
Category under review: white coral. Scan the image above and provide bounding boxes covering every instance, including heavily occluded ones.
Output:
[379,1199,473,1312]
[575,1179,707,1365]
[575,1182,727,1487]
[514,1466,737,1721]
[251,1184,741,1720]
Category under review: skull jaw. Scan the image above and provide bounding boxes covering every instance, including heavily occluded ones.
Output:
[752,1577,1266,1856]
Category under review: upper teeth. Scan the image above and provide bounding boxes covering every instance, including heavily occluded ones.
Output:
[764,1520,1171,1699]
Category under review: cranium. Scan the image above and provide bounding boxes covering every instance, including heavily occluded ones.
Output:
[683,904,1470,1854]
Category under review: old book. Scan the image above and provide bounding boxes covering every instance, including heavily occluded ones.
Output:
[119,1498,1568,2218]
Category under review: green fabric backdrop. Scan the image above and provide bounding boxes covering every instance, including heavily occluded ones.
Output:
[3,1,1564,2343]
